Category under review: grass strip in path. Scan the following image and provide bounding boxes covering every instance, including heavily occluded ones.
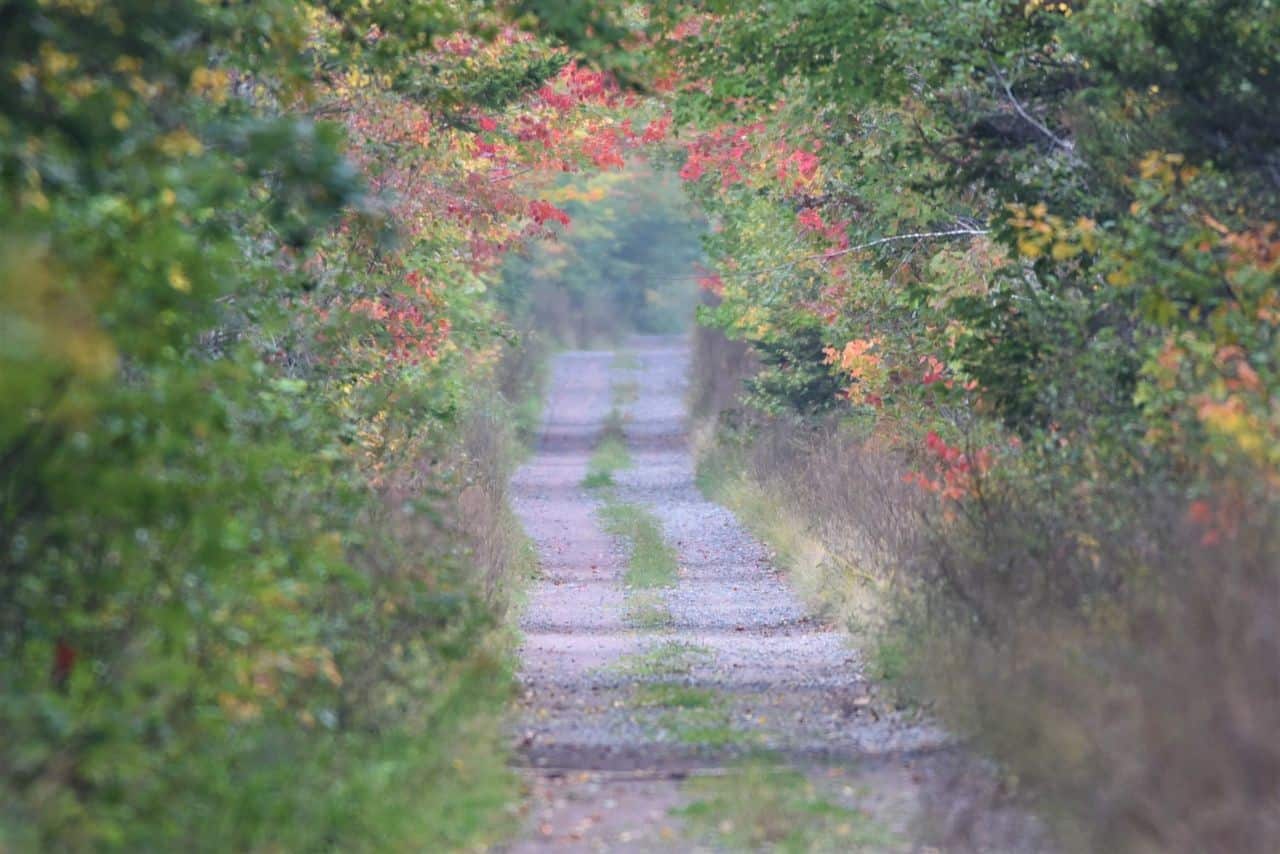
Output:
[612,378,639,408]
[676,757,896,852]
[598,501,679,590]
[612,351,641,371]
[611,640,711,679]
[578,365,679,619]
[581,414,631,489]
[624,589,671,630]
[632,683,720,709]
[630,682,750,747]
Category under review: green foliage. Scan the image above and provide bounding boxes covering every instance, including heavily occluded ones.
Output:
[1070,0,1280,169]
[741,318,846,415]
[0,1,572,849]
[675,3,1280,847]
[400,41,571,111]
[510,0,646,80]
[672,0,1280,470]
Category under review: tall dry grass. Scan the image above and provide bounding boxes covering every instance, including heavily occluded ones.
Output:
[691,322,1280,853]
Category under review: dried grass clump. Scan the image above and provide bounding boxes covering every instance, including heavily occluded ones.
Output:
[692,323,1280,853]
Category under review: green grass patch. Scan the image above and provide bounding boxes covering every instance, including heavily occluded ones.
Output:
[612,640,711,679]
[676,758,895,852]
[582,430,631,489]
[658,707,752,747]
[629,677,749,748]
[632,682,720,709]
[625,590,672,629]
[692,445,732,499]
[602,404,628,436]
[598,501,678,589]
[870,635,907,683]
[509,358,550,454]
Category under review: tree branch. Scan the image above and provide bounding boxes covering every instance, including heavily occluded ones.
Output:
[662,227,989,282]
[989,61,1078,159]
[819,227,990,261]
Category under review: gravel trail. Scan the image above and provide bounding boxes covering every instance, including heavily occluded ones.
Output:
[506,338,956,851]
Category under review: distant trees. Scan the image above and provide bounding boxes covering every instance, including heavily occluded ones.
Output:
[499,161,704,346]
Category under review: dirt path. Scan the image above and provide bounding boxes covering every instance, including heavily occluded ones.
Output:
[506,338,959,851]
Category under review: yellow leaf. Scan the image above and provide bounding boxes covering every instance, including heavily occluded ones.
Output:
[1107,268,1134,287]
[167,264,191,293]
[1051,241,1079,260]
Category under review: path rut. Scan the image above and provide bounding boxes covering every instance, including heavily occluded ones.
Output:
[506,338,950,851]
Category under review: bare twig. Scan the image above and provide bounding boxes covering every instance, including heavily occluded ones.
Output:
[657,227,989,283]
[488,165,536,184]
[820,227,990,261]
[989,61,1078,159]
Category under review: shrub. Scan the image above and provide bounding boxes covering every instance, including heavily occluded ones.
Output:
[694,323,1280,852]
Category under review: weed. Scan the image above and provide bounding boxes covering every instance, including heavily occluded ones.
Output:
[612,379,640,408]
[629,682,750,747]
[658,708,752,747]
[581,469,615,489]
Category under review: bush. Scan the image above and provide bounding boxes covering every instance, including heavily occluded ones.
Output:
[694,323,1280,852]
[0,2,590,847]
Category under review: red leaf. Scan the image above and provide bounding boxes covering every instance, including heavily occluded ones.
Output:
[528,199,570,227]
[53,639,77,685]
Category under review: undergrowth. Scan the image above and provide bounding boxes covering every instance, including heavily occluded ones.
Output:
[692,324,1280,853]
[1,369,539,853]
[625,590,672,629]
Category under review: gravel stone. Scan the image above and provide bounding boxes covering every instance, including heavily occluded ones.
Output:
[504,338,1023,852]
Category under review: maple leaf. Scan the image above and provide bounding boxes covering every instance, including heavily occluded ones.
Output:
[797,208,825,232]
[528,199,571,227]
